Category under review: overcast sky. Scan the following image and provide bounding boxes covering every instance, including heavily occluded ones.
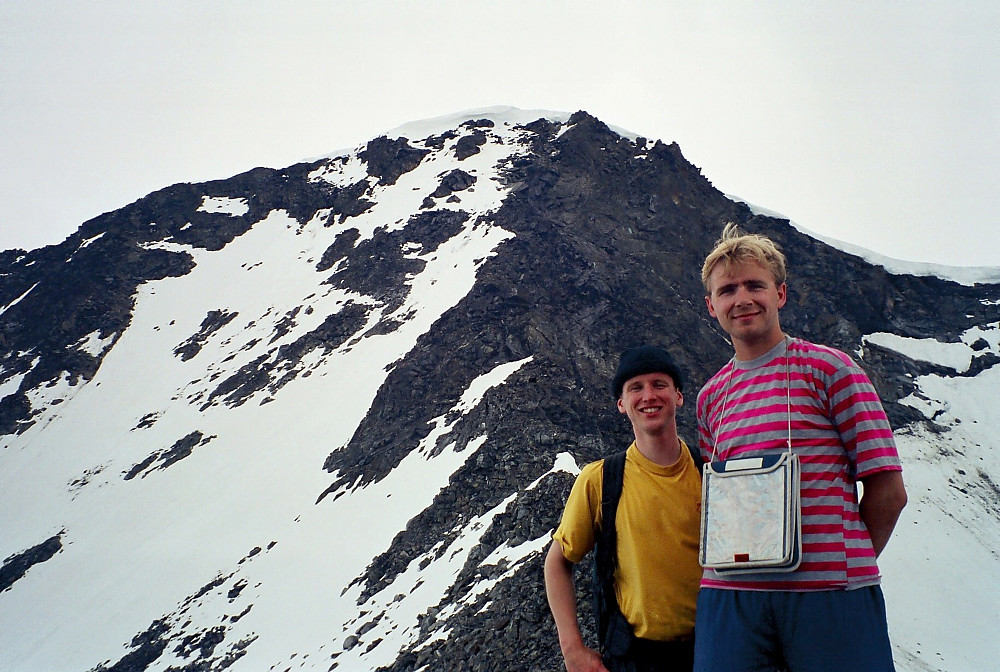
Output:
[2,1,998,267]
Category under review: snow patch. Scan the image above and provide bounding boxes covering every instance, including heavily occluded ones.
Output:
[307,152,370,187]
[78,232,105,250]
[73,330,117,358]
[0,371,27,401]
[455,357,532,413]
[198,196,250,217]
[865,322,1000,374]
[866,333,975,373]
[0,282,39,317]
[552,451,583,476]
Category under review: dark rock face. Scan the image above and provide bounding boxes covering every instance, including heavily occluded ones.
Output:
[175,310,240,361]
[2,110,998,672]
[1,534,63,593]
[124,431,215,480]
[360,136,431,186]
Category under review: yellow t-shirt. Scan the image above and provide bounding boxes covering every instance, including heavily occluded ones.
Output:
[552,441,702,641]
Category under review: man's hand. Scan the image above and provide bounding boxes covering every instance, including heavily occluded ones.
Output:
[543,541,610,672]
[560,640,609,672]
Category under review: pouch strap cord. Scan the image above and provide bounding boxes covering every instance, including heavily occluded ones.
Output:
[713,335,793,461]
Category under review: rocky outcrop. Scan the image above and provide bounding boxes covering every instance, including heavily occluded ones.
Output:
[0,534,63,593]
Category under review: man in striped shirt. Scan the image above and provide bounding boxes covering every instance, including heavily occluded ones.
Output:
[693,223,908,672]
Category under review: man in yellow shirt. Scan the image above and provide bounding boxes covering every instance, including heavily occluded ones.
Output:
[544,346,703,672]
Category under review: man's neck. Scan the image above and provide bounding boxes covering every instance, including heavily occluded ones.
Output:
[733,330,786,361]
[634,430,682,467]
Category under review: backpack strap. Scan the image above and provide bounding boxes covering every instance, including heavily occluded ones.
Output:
[593,450,629,656]
[687,441,705,473]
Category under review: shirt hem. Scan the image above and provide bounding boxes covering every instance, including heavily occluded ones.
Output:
[700,576,882,592]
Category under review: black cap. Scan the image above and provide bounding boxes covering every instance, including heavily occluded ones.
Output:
[611,345,683,398]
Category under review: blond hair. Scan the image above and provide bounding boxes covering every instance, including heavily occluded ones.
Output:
[701,222,787,293]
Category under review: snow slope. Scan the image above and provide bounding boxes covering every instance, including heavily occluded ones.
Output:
[0,114,546,671]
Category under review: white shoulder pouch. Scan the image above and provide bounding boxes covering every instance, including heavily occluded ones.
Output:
[699,450,801,573]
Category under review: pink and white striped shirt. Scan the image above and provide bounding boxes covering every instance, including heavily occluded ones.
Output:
[696,337,902,591]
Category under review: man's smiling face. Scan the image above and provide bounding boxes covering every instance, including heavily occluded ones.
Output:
[705,259,786,357]
[617,372,683,435]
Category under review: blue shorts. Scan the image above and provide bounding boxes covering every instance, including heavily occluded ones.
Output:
[693,587,895,672]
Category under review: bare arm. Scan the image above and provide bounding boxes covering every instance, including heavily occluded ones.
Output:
[543,540,608,672]
[859,470,908,557]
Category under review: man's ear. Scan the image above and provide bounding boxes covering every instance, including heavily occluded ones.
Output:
[777,282,787,309]
[676,389,684,408]
[705,294,717,318]
[616,397,626,415]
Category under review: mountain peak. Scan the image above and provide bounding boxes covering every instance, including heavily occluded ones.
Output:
[2,109,998,672]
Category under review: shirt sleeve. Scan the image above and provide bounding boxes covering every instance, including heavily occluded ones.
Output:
[823,351,902,478]
[551,460,604,564]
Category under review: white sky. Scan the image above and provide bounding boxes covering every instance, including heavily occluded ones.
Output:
[2,0,998,267]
